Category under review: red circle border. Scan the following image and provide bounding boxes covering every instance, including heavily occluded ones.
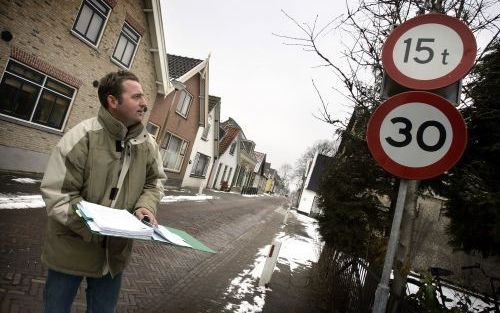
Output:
[366,91,467,180]
[382,14,477,90]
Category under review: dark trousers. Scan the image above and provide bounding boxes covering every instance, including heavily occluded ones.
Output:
[43,269,122,313]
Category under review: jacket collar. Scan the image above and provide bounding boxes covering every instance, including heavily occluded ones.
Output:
[98,106,145,141]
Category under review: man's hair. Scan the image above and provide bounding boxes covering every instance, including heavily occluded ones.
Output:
[98,71,140,108]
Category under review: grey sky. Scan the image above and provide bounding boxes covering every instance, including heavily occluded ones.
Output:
[161,0,353,170]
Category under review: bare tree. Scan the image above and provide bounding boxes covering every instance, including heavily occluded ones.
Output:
[293,139,338,187]
[277,163,293,195]
[275,0,500,121]
[276,0,500,310]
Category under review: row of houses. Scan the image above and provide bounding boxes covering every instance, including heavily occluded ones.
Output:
[0,0,277,194]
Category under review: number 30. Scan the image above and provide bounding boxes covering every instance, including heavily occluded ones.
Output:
[385,117,446,152]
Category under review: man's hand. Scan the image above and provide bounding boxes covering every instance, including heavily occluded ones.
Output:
[133,207,158,226]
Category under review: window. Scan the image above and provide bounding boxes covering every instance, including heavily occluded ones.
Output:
[0,60,75,130]
[176,90,192,117]
[190,153,211,177]
[201,121,211,140]
[229,142,236,155]
[112,23,140,69]
[161,133,188,172]
[227,167,233,183]
[146,122,159,139]
[72,0,110,46]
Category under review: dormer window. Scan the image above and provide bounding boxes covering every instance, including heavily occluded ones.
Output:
[176,90,192,118]
[229,142,236,155]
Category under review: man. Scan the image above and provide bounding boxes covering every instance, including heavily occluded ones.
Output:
[40,71,166,312]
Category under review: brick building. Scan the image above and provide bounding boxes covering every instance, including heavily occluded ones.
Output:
[0,0,168,173]
[147,54,210,187]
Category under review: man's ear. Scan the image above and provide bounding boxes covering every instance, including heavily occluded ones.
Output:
[107,95,119,110]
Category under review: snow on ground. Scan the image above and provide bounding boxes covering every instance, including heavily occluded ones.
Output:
[406,279,495,312]
[160,194,218,202]
[0,193,218,209]
[0,194,45,209]
[222,210,323,313]
[11,177,40,184]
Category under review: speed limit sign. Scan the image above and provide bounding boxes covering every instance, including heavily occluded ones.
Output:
[382,14,476,90]
[366,91,467,180]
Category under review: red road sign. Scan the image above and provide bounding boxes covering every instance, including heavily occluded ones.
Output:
[366,91,467,180]
[382,14,476,90]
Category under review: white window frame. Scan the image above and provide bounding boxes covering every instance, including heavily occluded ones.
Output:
[71,0,111,48]
[111,22,141,69]
[176,89,192,118]
[190,152,211,177]
[146,122,160,139]
[0,59,76,132]
[161,132,189,172]
[229,142,236,155]
[201,121,211,141]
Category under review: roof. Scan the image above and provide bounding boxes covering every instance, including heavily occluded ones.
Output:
[253,151,266,173]
[221,117,241,131]
[167,54,203,79]
[209,95,221,112]
[306,154,333,192]
[219,127,240,155]
[221,117,246,139]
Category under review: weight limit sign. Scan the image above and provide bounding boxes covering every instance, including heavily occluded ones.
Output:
[366,91,467,180]
[382,13,476,90]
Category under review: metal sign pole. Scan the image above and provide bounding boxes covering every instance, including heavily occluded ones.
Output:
[372,178,409,313]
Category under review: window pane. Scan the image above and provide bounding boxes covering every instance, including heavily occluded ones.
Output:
[74,4,93,35]
[123,24,139,42]
[182,94,191,115]
[146,122,159,138]
[86,12,104,43]
[177,92,191,116]
[88,0,109,14]
[48,97,69,128]
[7,61,44,84]
[121,41,135,67]
[113,35,127,60]
[34,91,56,124]
[164,136,181,170]
[161,133,170,149]
[0,74,39,120]
[33,91,69,129]
[45,78,73,97]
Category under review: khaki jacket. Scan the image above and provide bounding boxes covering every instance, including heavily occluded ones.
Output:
[41,107,166,277]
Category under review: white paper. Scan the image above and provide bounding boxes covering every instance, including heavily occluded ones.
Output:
[154,225,191,247]
[78,200,153,237]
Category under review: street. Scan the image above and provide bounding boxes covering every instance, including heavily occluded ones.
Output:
[0,190,322,313]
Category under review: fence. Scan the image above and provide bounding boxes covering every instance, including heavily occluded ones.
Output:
[312,244,498,313]
[312,245,380,313]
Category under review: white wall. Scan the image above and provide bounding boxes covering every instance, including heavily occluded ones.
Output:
[181,109,215,189]
[209,135,239,190]
[297,189,316,215]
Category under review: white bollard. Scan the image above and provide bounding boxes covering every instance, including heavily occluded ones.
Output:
[283,208,290,225]
[198,183,204,195]
[258,240,282,287]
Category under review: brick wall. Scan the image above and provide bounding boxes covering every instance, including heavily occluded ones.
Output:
[149,74,202,183]
[0,0,158,162]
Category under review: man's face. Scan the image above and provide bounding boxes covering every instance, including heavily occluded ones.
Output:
[108,80,147,127]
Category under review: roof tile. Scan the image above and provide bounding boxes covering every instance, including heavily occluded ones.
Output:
[167,54,203,79]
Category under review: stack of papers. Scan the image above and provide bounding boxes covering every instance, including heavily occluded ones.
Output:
[77,201,153,239]
[74,200,215,252]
